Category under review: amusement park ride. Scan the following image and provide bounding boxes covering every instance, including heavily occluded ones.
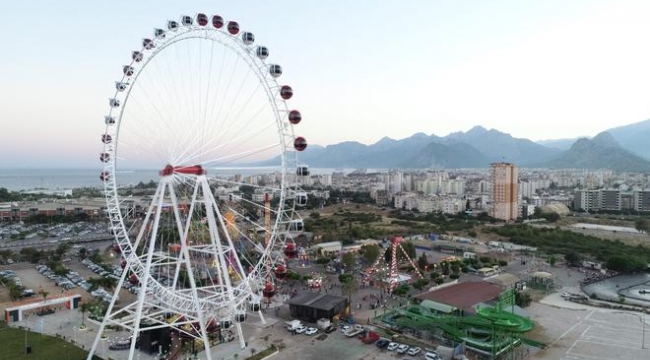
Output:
[368,236,423,293]
[93,13,309,360]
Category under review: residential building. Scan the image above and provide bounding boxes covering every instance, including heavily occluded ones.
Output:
[490,162,518,221]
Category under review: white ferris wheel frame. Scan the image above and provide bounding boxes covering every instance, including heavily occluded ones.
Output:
[92,15,305,360]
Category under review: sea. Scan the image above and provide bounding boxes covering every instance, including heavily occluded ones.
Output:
[0,168,368,192]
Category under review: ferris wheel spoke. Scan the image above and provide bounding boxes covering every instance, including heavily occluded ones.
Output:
[177,128,280,167]
[208,55,241,138]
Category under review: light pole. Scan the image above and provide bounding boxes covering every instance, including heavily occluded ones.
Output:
[643,310,646,350]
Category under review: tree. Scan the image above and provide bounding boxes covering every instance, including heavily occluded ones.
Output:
[548,255,557,267]
[635,218,650,234]
[340,276,359,305]
[41,290,49,302]
[606,255,648,272]
[417,253,428,270]
[361,244,381,264]
[564,252,582,267]
[342,251,356,269]
[412,278,430,290]
[79,302,91,326]
[7,282,23,301]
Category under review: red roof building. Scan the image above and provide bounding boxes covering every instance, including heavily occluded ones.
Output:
[414,282,504,314]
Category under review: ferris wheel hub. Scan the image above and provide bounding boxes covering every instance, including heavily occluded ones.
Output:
[160,164,205,176]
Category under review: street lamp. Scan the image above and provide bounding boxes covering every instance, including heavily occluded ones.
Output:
[642,311,646,350]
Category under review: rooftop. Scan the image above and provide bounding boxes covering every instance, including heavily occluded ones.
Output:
[415,282,503,311]
[286,292,347,311]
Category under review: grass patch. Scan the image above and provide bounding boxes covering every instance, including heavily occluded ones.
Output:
[0,322,100,360]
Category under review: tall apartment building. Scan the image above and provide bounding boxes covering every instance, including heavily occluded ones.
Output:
[490,162,518,221]
[634,190,650,212]
[575,189,650,212]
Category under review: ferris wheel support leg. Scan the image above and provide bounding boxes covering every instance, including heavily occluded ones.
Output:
[128,180,167,359]
[235,321,246,349]
[168,179,213,360]
[86,244,135,360]
[201,178,246,350]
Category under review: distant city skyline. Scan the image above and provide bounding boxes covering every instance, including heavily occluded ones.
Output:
[1,0,650,168]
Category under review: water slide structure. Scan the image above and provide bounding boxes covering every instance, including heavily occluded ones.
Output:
[382,299,541,358]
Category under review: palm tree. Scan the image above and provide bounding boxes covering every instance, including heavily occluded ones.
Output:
[79,302,91,327]
[41,290,49,302]
[7,283,23,301]
[341,276,359,307]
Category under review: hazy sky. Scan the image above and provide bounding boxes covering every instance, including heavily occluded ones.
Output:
[1,0,650,168]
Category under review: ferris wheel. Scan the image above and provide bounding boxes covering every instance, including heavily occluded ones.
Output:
[90,13,309,360]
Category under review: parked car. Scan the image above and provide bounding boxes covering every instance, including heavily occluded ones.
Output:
[324,325,336,333]
[295,326,308,334]
[407,346,421,356]
[387,342,399,351]
[305,327,318,335]
[376,339,390,348]
[397,344,409,354]
[424,351,441,360]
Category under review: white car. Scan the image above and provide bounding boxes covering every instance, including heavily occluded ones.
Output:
[407,346,421,356]
[387,342,399,351]
[396,344,409,354]
[424,351,440,360]
[294,326,308,334]
[341,325,351,333]
[304,327,318,335]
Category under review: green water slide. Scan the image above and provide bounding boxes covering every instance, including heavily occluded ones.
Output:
[476,307,534,333]
[390,304,537,354]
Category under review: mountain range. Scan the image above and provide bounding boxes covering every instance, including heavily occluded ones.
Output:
[291,119,650,171]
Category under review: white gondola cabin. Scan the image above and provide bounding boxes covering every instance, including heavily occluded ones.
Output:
[181,15,193,26]
[249,302,261,312]
[269,64,282,78]
[154,28,165,39]
[295,192,308,207]
[235,311,247,323]
[256,46,269,59]
[288,219,304,232]
[241,32,255,45]
[296,165,310,176]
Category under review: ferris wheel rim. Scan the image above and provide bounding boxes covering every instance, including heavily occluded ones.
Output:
[99,18,304,309]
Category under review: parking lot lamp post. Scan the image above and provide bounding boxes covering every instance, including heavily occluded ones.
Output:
[643,311,646,349]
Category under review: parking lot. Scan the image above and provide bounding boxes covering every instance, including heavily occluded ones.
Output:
[528,301,650,360]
